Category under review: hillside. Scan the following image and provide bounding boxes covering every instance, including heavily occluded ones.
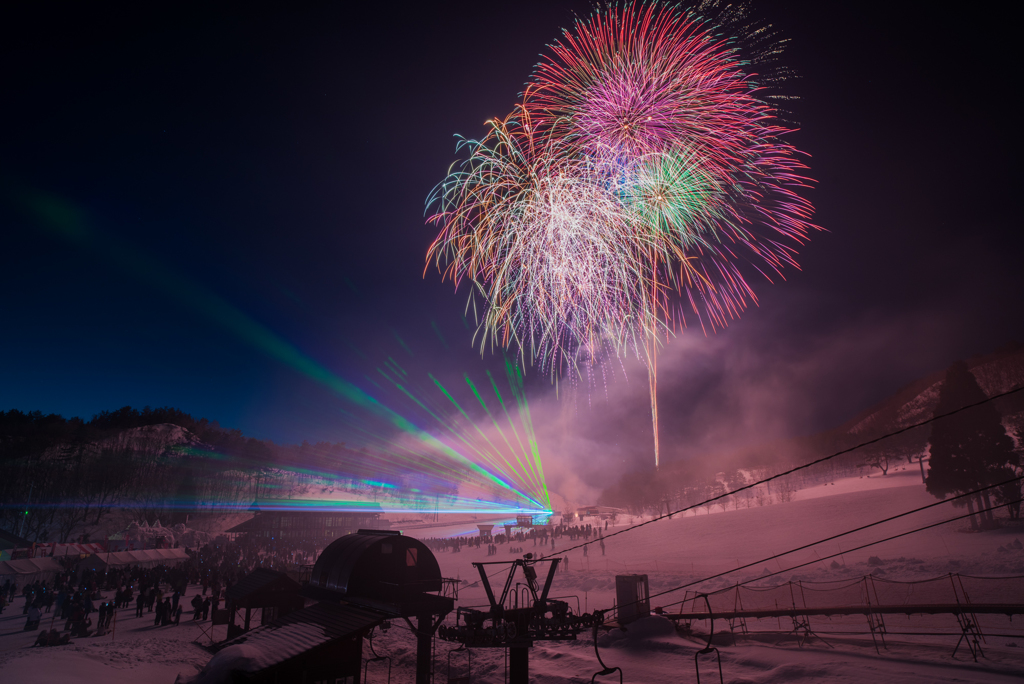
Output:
[601,343,1024,513]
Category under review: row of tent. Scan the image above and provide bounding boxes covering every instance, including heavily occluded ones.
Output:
[0,558,63,584]
[0,548,190,584]
[76,548,190,571]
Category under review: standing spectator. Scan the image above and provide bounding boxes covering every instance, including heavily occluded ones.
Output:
[55,588,68,617]
[23,585,34,614]
[135,592,145,618]
[160,598,173,626]
[25,604,42,631]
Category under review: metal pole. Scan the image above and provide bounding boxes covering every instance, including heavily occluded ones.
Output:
[509,646,529,684]
[416,614,433,684]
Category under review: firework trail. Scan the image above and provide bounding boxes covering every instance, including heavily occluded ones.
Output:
[427,1,817,467]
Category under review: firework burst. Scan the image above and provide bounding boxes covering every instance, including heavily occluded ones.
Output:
[427,1,818,466]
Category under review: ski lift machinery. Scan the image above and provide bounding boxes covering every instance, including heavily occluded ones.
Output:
[438,553,603,684]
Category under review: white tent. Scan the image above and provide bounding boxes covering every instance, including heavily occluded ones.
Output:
[0,557,62,584]
[76,548,190,571]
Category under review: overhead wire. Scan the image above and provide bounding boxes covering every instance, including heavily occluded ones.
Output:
[538,383,1024,561]
[447,383,1023,623]
[635,493,1024,613]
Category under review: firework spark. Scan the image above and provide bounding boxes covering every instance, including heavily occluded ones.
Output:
[427,1,818,467]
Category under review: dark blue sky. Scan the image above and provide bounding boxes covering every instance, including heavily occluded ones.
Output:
[1,2,1020,483]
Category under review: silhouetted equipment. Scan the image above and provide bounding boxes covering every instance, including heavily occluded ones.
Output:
[589,609,622,684]
[692,594,724,684]
[447,643,471,684]
[364,624,393,684]
[306,530,454,684]
[614,575,650,624]
[438,555,602,684]
[224,568,305,638]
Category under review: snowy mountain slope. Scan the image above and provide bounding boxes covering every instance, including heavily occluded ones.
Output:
[2,473,1022,682]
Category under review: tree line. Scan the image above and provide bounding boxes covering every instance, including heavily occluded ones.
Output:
[0,406,462,542]
[599,359,1022,526]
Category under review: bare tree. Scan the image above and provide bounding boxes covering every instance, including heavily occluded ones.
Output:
[863,453,890,476]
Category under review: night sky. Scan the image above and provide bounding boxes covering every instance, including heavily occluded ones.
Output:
[2,2,1020,495]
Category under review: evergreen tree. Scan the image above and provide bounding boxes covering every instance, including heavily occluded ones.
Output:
[926,361,1018,529]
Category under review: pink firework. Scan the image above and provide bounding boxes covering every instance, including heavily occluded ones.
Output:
[428,1,818,466]
[525,2,817,331]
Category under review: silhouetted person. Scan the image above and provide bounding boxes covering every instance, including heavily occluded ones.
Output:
[160,598,172,626]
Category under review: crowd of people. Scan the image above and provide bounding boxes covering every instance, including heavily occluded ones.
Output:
[422,520,609,556]
[3,519,617,650]
[1,535,322,647]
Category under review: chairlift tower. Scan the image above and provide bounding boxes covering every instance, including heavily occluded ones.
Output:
[438,554,602,684]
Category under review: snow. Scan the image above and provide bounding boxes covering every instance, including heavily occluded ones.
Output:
[2,473,1022,682]
[0,586,239,683]
[894,383,940,428]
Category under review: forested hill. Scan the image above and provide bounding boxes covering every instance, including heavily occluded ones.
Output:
[599,343,1024,515]
[0,406,457,543]
[0,406,276,467]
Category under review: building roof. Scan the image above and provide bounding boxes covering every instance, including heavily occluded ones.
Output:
[225,504,384,534]
[0,528,33,550]
[226,568,302,606]
[309,531,442,599]
[576,505,627,514]
[207,602,386,674]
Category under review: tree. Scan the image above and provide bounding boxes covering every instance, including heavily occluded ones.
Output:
[926,361,1018,529]
[994,423,1024,520]
[863,453,890,476]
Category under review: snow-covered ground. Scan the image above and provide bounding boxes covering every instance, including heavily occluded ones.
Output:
[2,472,1022,682]
[0,586,221,683]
